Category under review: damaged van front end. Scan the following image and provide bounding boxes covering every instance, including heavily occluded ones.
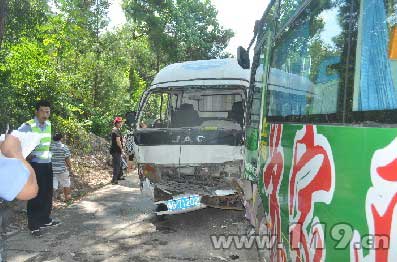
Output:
[130,59,250,215]
[136,128,244,215]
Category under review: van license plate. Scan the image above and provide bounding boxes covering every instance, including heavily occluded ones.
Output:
[166,195,201,212]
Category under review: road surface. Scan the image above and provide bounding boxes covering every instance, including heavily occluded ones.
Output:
[4,172,259,262]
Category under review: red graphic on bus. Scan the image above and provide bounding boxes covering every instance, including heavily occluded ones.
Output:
[351,138,397,261]
[288,125,335,262]
[263,124,287,261]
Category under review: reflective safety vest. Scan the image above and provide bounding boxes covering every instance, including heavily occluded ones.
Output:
[27,119,52,161]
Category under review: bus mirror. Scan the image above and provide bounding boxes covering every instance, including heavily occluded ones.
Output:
[254,20,260,35]
[126,111,137,126]
[237,46,250,69]
[389,26,397,59]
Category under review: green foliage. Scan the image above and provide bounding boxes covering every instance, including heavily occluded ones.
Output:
[51,114,93,153]
[0,0,233,139]
[123,0,234,65]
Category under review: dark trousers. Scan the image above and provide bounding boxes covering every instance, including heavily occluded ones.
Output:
[27,163,53,230]
[112,153,123,182]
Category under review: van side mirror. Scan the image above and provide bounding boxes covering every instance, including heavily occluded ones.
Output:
[126,111,137,126]
[237,46,250,69]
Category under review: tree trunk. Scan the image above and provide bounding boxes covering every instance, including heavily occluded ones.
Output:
[92,0,101,108]
[0,0,8,50]
[128,66,135,93]
[156,51,160,73]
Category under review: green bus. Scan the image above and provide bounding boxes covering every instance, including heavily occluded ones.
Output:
[238,0,397,261]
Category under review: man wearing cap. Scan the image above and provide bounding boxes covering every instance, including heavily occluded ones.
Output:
[18,100,60,237]
[110,117,125,184]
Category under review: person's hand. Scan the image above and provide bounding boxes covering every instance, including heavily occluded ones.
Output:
[0,135,23,159]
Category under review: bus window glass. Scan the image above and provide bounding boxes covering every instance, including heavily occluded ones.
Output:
[246,3,277,128]
[353,0,397,111]
[267,0,349,118]
[249,65,263,128]
[279,0,306,27]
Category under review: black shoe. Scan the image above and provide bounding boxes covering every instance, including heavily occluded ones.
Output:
[40,220,61,229]
[111,181,118,185]
[118,177,126,180]
[31,229,42,237]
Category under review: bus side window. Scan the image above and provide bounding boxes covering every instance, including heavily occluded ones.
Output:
[266,1,351,120]
[353,0,397,112]
[246,56,264,129]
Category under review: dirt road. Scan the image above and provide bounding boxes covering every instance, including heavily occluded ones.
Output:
[4,172,259,262]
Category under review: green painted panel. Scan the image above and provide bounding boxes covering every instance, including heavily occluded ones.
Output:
[243,127,260,181]
[255,123,397,261]
[246,127,259,151]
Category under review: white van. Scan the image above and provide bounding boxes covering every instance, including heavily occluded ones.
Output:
[128,58,250,215]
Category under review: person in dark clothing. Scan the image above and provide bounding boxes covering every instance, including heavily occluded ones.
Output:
[110,117,125,184]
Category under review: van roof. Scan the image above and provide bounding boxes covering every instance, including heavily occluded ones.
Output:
[150,58,250,89]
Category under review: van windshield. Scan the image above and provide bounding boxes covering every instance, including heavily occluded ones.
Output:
[138,88,244,129]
